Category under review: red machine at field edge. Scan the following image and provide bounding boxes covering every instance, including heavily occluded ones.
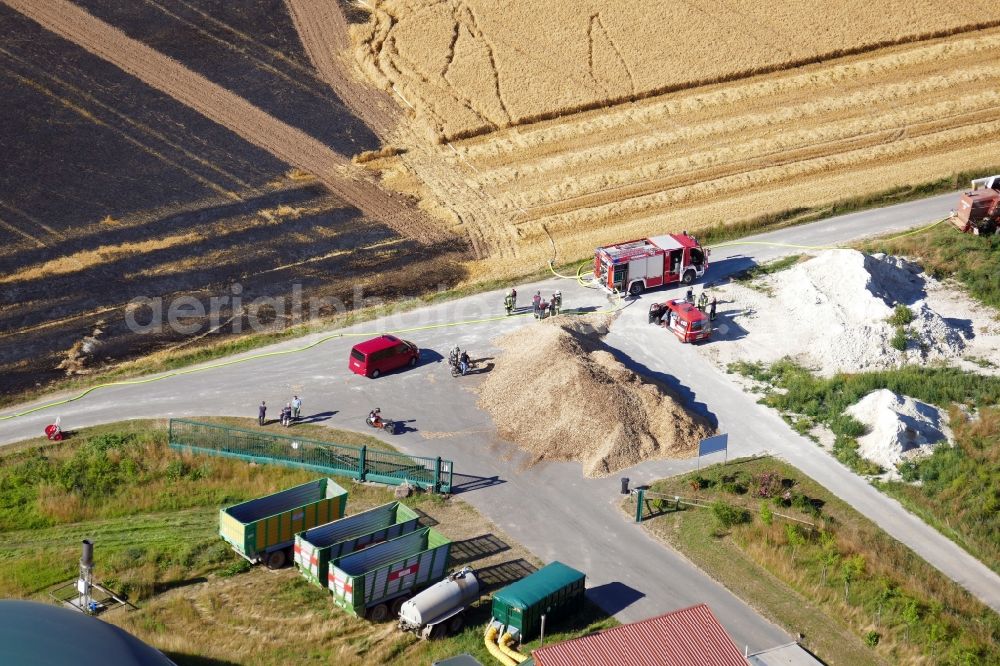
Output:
[951,175,1000,235]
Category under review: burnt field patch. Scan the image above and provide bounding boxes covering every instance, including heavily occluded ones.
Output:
[69,0,381,155]
[0,3,466,399]
[0,4,287,246]
[0,184,466,396]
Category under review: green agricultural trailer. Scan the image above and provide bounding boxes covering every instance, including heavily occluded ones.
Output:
[490,561,585,642]
[293,501,421,588]
[328,527,451,621]
[219,478,348,569]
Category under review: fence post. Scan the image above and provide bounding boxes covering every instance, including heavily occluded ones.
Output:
[434,457,442,493]
[634,488,645,523]
[168,419,173,445]
[359,445,367,482]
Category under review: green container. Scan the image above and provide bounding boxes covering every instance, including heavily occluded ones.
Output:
[491,561,585,641]
[328,527,452,618]
[294,501,421,588]
[219,478,348,564]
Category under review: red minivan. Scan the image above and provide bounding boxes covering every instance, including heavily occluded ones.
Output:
[348,335,420,378]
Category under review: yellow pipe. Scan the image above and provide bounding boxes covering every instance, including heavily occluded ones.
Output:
[484,626,519,666]
[499,632,530,664]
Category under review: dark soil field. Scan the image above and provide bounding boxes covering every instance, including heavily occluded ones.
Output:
[69,0,382,155]
[0,2,466,399]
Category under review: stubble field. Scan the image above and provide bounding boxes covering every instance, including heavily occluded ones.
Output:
[354,1,1000,272]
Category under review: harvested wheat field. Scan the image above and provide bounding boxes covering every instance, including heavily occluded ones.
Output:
[360,0,1000,139]
[350,2,1000,268]
[478,316,712,476]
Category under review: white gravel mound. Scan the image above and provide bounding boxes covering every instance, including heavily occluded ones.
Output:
[707,249,974,375]
[845,389,952,470]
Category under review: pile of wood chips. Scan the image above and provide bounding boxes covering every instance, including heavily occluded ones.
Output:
[478,316,711,476]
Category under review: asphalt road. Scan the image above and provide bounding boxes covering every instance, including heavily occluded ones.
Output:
[4,190,998,649]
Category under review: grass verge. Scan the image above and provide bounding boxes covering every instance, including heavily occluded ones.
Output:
[728,360,1000,573]
[631,457,999,665]
[861,221,1000,311]
[0,421,613,665]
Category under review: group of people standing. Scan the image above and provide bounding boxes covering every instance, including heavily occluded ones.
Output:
[258,395,302,427]
[684,287,718,321]
[531,290,562,318]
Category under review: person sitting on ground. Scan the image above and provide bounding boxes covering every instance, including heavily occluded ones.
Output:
[281,403,292,427]
[369,408,381,426]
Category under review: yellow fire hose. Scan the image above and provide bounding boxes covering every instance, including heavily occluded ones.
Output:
[499,632,530,663]
[484,626,519,666]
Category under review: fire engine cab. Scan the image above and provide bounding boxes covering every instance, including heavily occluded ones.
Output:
[594,233,708,295]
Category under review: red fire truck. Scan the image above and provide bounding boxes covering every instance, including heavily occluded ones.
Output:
[594,233,708,295]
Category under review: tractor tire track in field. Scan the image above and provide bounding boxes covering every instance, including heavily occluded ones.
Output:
[2,0,453,245]
[283,0,400,139]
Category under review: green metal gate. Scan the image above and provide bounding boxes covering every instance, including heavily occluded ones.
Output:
[168,419,453,493]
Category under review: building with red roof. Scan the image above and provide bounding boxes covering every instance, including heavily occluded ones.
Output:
[529,603,747,666]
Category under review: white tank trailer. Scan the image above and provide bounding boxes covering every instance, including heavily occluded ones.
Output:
[398,567,479,639]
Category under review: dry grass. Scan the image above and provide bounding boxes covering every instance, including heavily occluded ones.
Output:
[0,231,201,283]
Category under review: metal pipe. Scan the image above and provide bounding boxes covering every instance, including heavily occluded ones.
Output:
[80,539,93,568]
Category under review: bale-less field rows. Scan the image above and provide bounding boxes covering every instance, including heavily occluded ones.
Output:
[358,18,1000,272]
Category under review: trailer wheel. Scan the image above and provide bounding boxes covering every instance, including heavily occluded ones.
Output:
[682,270,696,285]
[429,623,446,640]
[390,595,410,617]
[447,612,465,634]
[368,603,390,622]
[628,281,644,296]
[265,549,286,570]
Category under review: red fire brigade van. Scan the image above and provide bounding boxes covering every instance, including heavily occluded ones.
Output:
[349,335,419,378]
[594,233,708,296]
[660,299,712,343]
